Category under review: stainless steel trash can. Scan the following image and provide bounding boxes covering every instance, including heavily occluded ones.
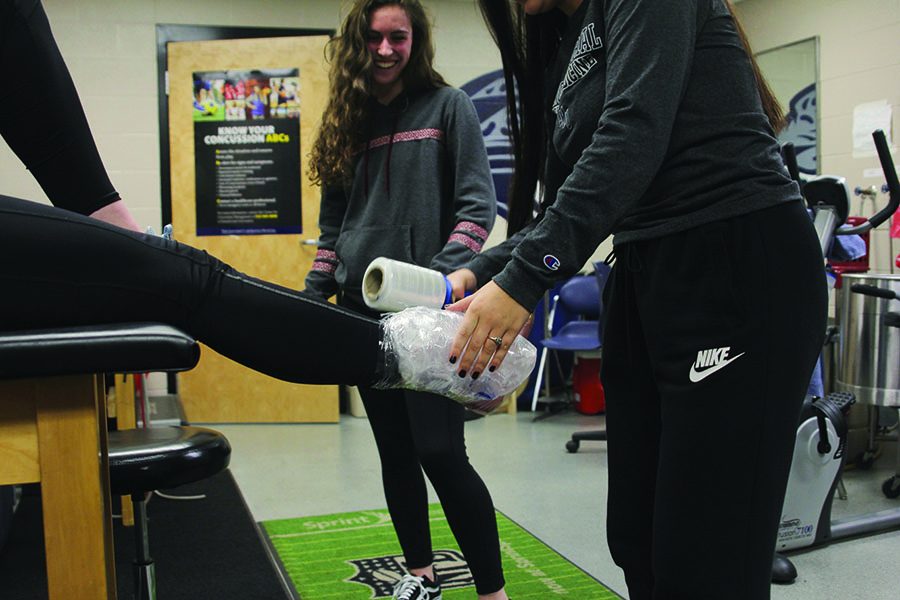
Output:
[836,273,900,406]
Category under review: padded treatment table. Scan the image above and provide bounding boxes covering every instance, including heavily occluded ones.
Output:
[0,323,199,600]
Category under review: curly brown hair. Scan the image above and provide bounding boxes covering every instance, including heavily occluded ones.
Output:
[308,0,447,187]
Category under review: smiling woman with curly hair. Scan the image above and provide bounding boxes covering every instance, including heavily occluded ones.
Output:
[309,0,447,187]
[303,2,508,599]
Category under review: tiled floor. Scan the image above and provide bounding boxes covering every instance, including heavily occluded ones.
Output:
[214,410,900,600]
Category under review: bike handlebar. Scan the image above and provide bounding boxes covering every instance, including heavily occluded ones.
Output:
[838,130,899,235]
[782,142,802,188]
[850,283,899,301]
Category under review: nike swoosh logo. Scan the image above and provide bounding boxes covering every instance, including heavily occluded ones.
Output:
[689,352,745,383]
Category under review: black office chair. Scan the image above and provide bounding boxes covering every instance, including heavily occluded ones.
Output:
[565,262,612,453]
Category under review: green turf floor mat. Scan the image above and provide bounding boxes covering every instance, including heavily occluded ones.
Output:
[261,504,620,599]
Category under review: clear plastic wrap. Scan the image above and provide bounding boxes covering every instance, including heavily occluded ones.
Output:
[375,306,537,414]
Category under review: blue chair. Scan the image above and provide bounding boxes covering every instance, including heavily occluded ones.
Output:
[564,262,612,451]
[531,262,611,413]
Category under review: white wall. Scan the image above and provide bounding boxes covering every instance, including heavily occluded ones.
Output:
[736,0,900,273]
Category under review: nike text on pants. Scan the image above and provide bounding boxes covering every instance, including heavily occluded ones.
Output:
[601,200,828,600]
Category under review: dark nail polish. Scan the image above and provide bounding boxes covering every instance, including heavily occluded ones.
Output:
[472,372,480,380]
[459,370,467,378]
[489,366,496,372]
[449,356,457,364]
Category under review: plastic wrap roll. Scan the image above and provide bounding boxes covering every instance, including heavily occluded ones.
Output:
[363,257,451,312]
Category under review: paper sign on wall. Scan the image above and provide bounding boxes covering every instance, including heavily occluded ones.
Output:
[192,68,303,236]
[852,100,892,157]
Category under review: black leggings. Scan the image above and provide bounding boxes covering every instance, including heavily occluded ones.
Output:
[602,200,828,600]
[341,295,505,595]
[0,194,381,386]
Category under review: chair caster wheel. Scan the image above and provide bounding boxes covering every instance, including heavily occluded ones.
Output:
[566,440,579,453]
[771,553,797,584]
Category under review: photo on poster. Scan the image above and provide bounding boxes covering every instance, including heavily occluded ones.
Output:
[192,68,303,236]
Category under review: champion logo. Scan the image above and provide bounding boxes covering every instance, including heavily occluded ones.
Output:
[689,347,745,383]
[543,255,561,271]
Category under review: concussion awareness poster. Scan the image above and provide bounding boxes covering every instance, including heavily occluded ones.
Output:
[192,68,302,236]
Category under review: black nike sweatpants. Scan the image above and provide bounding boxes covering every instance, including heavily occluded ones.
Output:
[602,200,828,600]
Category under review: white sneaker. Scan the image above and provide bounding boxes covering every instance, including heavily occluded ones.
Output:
[375,307,536,414]
[392,572,442,600]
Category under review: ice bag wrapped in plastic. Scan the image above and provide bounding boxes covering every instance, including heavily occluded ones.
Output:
[375,306,537,414]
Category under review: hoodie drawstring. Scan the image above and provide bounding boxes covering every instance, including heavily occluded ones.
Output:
[362,94,408,202]
[362,138,371,199]
[384,109,400,198]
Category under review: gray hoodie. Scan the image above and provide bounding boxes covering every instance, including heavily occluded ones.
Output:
[305,86,496,302]
[468,0,800,310]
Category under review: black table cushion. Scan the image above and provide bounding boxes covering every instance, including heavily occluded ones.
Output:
[0,323,199,379]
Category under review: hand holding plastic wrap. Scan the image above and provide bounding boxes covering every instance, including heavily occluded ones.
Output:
[375,307,537,414]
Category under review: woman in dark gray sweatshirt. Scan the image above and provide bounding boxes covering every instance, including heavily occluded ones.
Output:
[448,1,827,598]
[304,1,505,599]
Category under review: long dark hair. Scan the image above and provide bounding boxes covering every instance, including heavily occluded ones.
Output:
[478,0,784,236]
[724,1,785,131]
[478,2,565,235]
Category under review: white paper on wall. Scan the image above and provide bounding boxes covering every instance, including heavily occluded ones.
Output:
[852,100,893,157]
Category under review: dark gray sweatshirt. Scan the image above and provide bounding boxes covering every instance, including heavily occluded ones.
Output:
[304,86,496,301]
[468,0,800,310]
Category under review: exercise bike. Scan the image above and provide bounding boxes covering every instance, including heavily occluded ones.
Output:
[772,129,900,583]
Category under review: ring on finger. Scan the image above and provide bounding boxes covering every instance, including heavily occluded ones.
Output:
[488,335,503,348]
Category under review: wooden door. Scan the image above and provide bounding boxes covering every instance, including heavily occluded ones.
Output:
[167,36,337,422]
